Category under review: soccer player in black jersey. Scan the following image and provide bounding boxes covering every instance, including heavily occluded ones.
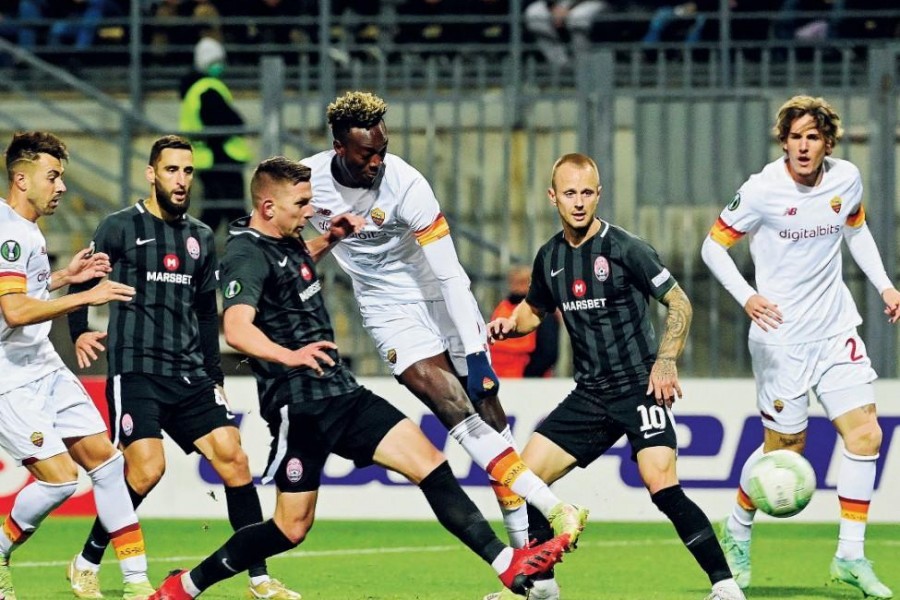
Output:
[148,156,569,600]
[487,153,745,600]
[67,136,300,600]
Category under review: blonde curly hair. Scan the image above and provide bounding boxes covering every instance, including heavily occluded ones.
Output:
[327,91,388,141]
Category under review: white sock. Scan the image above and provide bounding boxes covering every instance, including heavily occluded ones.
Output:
[449,415,560,516]
[0,480,77,557]
[497,426,529,548]
[489,547,514,574]
[182,571,202,597]
[88,452,147,582]
[836,450,877,560]
[249,574,271,586]
[74,554,100,572]
[729,444,765,542]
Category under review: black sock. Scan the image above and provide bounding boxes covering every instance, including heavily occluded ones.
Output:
[81,481,145,565]
[651,485,731,584]
[526,503,555,580]
[190,519,296,591]
[225,483,267,578]
[419,461,506,565]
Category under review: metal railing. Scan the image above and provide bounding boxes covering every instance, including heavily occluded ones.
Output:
[1,2,898,377]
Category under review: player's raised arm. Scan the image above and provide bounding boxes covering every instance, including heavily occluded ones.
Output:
[0,279,134,328]
[49,248,112,291]
[224,304,336,374]
[306,212,365,263]
[488,299,545,341]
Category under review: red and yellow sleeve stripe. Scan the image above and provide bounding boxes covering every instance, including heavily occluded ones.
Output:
[414,213,451,247]
[846,203,866,229]
[0,271,26,296]
[708,217,745,248]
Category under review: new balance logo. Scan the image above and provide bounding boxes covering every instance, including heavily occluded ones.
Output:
[135,238,155,246]
[784,207,797,216]
[551,267,565,277]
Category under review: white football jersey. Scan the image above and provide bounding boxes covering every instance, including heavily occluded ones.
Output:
[709,157,865,345]
[0,201,65,393]
[303,150,470,306]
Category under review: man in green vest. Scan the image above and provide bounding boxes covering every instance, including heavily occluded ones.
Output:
[179,36,252,235]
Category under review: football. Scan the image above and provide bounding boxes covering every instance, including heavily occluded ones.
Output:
[746,449,816,518]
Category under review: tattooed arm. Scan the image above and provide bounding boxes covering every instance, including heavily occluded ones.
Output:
[647,283,692,408]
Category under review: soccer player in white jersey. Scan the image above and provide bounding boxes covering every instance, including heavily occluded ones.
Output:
[301,91,587,560]
[0,132,154,599]
[701,96,898,599]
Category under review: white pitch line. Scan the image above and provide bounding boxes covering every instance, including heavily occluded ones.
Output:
[10,536,899,569]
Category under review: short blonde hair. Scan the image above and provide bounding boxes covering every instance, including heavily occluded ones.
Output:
[327,91,388,141]
[773,95,843,147]
[550,153,600,190]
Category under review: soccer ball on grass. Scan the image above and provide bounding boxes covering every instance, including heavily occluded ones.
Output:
[746,449,816,518]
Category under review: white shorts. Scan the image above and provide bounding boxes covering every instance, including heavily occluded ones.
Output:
[0,369,107,464]
[359,298,487,376]
[749,328,878,434]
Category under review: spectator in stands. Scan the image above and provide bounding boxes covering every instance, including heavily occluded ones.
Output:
[223,0,313,50]
[148,0,222,61]
[771,0,845,41]
[18,0,121,54]
[179,36,252,235]
[490,265,559,378]
[642,2,710,44]
[524,0,609,68]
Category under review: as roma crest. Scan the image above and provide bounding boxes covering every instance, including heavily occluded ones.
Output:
[371,207,386,227]
[830,196,842,214]
[594,256,610,282]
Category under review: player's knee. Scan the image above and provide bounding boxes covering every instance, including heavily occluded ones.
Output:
[275,515,313,545]
[843,420,882,456]
[764,429,806,453]
[214,446,251,483]
[405,448,447,485]
[127,462,165,495]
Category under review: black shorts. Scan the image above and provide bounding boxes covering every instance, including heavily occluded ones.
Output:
[107,373,237,454]
[535,384,678,466]
[262,387,405,493]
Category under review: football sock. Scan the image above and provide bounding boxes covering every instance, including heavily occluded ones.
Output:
[89,453,148,582]
[419,461,507,565]
[495,426,529,548]
[729,444,764,541]
[836,450,876,560]
[190,519,295,591]
[224,483,268,578]
[81,478,145,567]
[0,480,77,557]
[652,485,731,585]
[526,504,556,582]
[449,415,560,515]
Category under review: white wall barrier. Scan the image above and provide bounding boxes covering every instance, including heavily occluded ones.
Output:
[2,378,898,522]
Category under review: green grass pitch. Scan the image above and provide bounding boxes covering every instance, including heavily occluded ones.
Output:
[8,518,899,599]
